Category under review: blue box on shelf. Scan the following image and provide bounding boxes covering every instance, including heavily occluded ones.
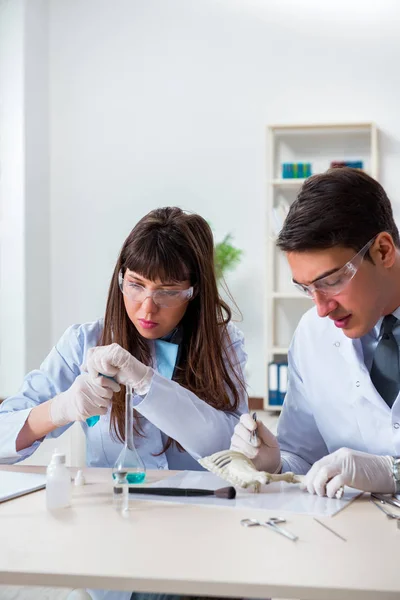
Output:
[281,163,312,179]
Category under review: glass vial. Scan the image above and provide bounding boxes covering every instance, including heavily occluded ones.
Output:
[112,383,146,508]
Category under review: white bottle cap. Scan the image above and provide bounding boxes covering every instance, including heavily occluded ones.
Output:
[48,447,60,464]
[52,453,66,465]
[74,470,85,486]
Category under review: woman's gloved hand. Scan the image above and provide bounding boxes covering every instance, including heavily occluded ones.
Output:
[85,343,154,394]
[230,413,282,473]
[303,448,395,498]
[50,373,120,427]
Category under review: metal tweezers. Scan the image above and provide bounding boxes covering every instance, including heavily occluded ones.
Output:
[371,493,400,510]
[249,412,257,443]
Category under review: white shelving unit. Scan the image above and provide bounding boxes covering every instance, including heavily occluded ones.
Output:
[265,122,379,411]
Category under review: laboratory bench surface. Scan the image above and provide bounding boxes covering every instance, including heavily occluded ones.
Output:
[0,465,397,600]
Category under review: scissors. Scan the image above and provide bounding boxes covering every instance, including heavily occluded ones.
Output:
[240,517,298,541]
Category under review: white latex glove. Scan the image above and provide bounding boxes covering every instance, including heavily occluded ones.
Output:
[50,373,120,427]
[85,343,153,394]
[230,413,281,473]
[304,448,395,498]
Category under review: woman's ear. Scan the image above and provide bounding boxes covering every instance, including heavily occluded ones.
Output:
[373,232,397,269]
[191,284,199,299]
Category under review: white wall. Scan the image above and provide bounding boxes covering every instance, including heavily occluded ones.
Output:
[0,0,26,395]
[45,0,400,397]
[24,0,51,372]
[0,0,50,397]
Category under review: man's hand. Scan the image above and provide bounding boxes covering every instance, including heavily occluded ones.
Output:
[230,413,281,472]
[304,448,395,498]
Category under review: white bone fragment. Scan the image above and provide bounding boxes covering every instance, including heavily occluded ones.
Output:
[199,449,304,491]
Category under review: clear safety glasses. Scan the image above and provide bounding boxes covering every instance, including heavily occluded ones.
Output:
[118,271,194,308]
[292,237,376,298]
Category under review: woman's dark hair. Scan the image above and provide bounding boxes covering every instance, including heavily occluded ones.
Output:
[277,167,400,253]
[101,207,246,448]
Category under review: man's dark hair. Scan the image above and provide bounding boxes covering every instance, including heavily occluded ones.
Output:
[277,167,400,253]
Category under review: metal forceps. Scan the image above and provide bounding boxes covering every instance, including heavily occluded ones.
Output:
[370,498,400,520]
[249,412,257,444]
[240,517,298,541]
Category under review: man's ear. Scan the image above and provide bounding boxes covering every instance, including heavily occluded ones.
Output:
[372,232,397,268]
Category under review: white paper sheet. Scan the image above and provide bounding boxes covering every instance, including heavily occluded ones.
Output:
[0,471,46,503]
[134,470,360,517]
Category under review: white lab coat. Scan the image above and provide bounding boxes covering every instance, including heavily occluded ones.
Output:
[278,306,400,475]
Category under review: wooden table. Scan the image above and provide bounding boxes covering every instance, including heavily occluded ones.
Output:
[0,466,398,599]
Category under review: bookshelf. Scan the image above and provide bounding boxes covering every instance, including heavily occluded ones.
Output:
[265,122,379,411]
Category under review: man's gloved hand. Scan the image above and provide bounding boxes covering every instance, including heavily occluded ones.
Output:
[50,373,120,427]
[85,343,153,393]
[304,448,395,498]
[230,413,281,473]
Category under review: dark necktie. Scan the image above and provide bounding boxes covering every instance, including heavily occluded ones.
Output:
[370,314,400,408]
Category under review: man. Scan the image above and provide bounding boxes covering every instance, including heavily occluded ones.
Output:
[232,167,400,497]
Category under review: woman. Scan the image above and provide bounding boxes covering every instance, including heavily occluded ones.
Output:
[0,207,248,599]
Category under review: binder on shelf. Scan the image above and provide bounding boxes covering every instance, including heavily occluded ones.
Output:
[268,362,288,406]
[278,363,288,405]
[268,362,279,405]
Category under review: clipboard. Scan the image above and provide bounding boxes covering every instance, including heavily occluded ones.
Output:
[0,471,46,503]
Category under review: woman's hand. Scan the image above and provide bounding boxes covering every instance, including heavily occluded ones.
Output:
[50,373,120,426]
[85,343,153,393]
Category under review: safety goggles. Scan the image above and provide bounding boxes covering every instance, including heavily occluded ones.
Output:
[118,271,194,308]
[292,237,375,298]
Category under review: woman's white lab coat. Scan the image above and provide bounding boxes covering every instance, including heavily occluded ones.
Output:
[0,319,248,600]
[278,307,400,475]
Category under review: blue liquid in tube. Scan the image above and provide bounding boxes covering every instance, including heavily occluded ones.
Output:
[86,374,116,427]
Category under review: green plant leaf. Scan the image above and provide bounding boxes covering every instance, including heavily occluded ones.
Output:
[214,233,243,280]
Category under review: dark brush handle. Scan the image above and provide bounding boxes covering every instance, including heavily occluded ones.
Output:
[127,487,215,496]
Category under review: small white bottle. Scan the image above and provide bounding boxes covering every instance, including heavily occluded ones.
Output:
[46,451,71,509]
